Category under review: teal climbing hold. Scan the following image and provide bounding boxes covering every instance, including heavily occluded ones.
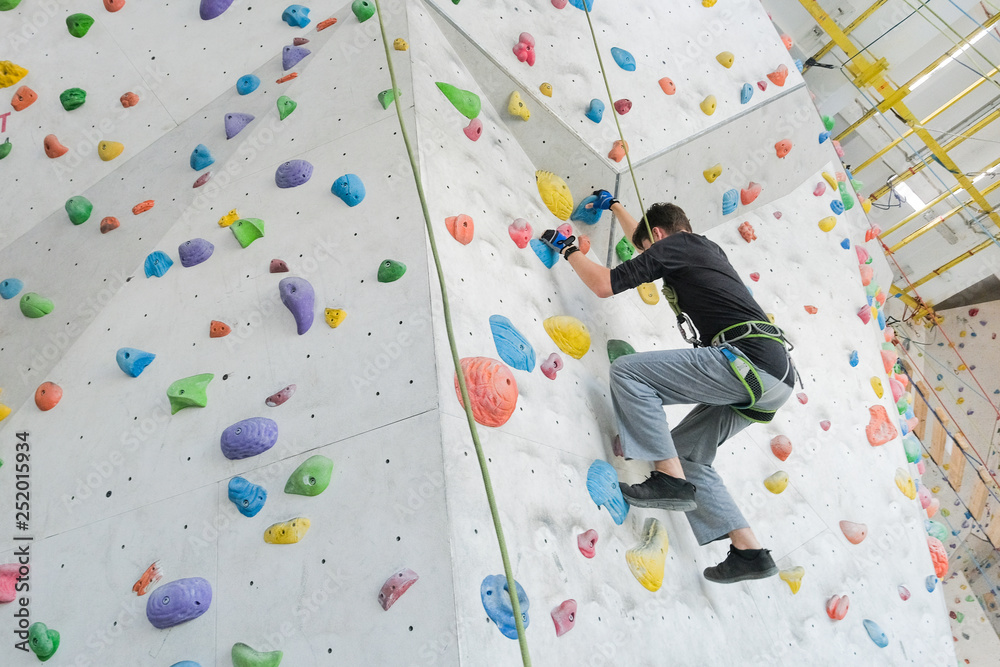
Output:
[722,189,738,215]
[587,459,628,524]
[568,0,595,10]
[116,348,156,377]
[863,619,888,648]
[144,251,173,278]
[610,47,635,71]
[435,82,481,119]
[481,574,530,639]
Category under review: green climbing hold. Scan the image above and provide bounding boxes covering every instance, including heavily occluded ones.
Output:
[60,87,87,111]
[377,89,395,110]
[822,115,835,131]
[232,642,283,667]
[851,178,864,192]
[616,236,635,262]
[607,339,636,364]
[166,373,214,414]
[838,182,855,211]
[352,0,374,22]
[20,293,53,318]
[28,622,60,662]
[231,218,265,248]
[0,137,11,160]
[0,0,24,10]
[284,454,334,496]
[65,196,93,225]
[435,82,481,119]
[66,13,95,38]
[276,95,297,120]
[377,259,406,283]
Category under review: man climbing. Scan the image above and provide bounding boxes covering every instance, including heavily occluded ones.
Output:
[540,191,797,584]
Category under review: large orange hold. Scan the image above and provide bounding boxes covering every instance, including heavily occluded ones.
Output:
[120,91,139,107]
[865,405,897,446]
[774,139,792,158]
[445,214,474,245]
[767,64,789,86]
[658,77,676,95]
[210,320,232,338]
[927,536,948,579]
[34,382,62,411]
[104,0,126,11]
[11,85,36,111]
[454,357,518,427]
[44,134,69,158]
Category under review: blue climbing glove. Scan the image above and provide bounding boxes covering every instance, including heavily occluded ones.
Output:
[540,229,577,256]
[590,189,619,210]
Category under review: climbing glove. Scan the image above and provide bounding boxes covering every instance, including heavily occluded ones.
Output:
[590,189,619,210]
[540,229,579,259]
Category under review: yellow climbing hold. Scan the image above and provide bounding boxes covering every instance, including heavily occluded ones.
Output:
[822,172,837,189]
[543,315,590,359]
[957,363,967,371]
[324,308,346,328]
[700,95,717,116]
[871,376,883,398]
[780,566,805,594]
[539,82,552,97]
[716,51,734,68]
[0,403,10,422]
[535,170,573,221]
[0,61,28,89]
[702,0,717,6]
[764,471,788,494]
[766,313,776,324]
[98,140,124,161]
[703,164,722,183]
[264,517,310,544]
[637,283,659,305]
[393,38,408,51]
[957,397,965,404]
[959,330,967,337]
[217,209,240,227]
[818,216,836,232]
[894,468,916,500]
[626,518,669,592]
[861,197,872,213]
[508,91,530,120]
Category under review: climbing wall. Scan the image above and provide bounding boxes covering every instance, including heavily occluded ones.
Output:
[0,0,955,665]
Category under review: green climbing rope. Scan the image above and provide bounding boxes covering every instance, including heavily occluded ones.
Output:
[371,2,531,665]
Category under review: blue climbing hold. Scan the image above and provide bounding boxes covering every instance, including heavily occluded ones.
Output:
[281,4,310,27]
[936,374,943,381]
[571,195,603,225]
[877,310,885,330]
[169,662,203,667]
[849,350,859,367]
[586,98,604,123]
[116,348,156,378]
[480,574,529,640]
[794,59,804,72]
[722,189,739,215]
[740,83,753,104]
[144,251,173,278]
[610,47,635,71]
[587,459,628,525]
[819,131,830,143]
[489,315,536,372]
[0,278,23,299]
[236,74,260,95]
[190,144,215,171]
[567,0,595,9]
[831,199,845,215]
[282,44,311,71]
[863,619,888,648]
[840,238,851,249]
[331,173,366,206]
[529,239,559,269]
[228,477,267,518]
[900,419,909,436]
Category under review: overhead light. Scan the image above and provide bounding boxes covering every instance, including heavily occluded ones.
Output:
[894,182,926,210]
[910,28,990,92]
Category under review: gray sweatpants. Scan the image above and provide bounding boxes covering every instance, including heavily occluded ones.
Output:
[609,345,793,545]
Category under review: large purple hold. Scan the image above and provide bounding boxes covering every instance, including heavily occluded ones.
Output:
[225,112,255,140]
[221,417,279,460]
[275,159,313,188]
[282,45,311,71]
[200,0,236,20]
[279,276,315,334]
[178,238,215,267]
[146,578,213,629]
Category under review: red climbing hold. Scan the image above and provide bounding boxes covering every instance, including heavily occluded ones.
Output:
[512,32,536,66]
[796,392,808,404]
[104,0,126,11]
[44,134,69,158]
[266,384,296,407]
[276,72,298,84]
[577,529,598,558]
[770,435,792,461]
[551,599,577,637]
[969,308,979,317]
[34,382,62,411]
[738,221,756,243]
[270,259,289,273]
[865,405,897,446]
[804,305,818,314]
[378,568,419,611]
[820,420,831,431]
[455,357,518,427]
[132,562,162,596]
[614,99,632,115]
[749,272,760,282]
[741,182,762,205]
[826,594,849,620]
[578,234,591,255]
[864,226,881,242]
[858,305,872,324]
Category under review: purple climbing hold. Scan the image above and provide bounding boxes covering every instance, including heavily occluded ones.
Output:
[282,45,311,71]
[275,159,314,188]
[224,112,254,140]
[178,238,215,268]
[146,578,213,629]
[220,417,279,460]
[378,568,419,611]
[279,277,315,335]
[200,0,236,20]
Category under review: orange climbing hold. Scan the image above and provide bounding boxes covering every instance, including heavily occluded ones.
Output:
[804,305,817,314]
[100,216,120,233]
[839,520,867,544]
[210,320,232,338]
[865,405,897,446]
[738,221,756,243]
[770,435,792,461]
[774,139,792,158]
[608,139,628,163]
[43,134,69,158]
[864,225,881,242]
[455,357,518,427]
[445,214,474,245]
[132,200,154,215]
[34,382,62,411]
[120,92,139,107]
[11,85,36,111]
[276,72,298,84]
[880,349,897,374]
[928,537,948,578]
[826,594,849,620]
[132,562,162,596]
[658,77,676,95]
[859,265,873,286]
[104,0,126,11]
[767,64,789,86]
[317,17,338,30]
[740,182,762,205]
[578,235,591,255]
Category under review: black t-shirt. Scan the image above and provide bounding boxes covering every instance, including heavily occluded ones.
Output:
[610,232,794,387]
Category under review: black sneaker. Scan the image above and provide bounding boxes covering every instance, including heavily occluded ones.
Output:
[703,547,778,584]
[619,471,697,511]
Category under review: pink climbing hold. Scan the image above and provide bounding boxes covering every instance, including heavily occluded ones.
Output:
[0,564,27,603]
[378,568,419,611]
[540,352,563,380]
[889,378,904,403]
[193,172,212,188]
[859,265,873,286]
[916,460,925,475]
[772,211,782,219]
[551,599,577,637]
[839,520,867,544]
[508,218,532,249]
[512,32,536,66]
[614,99,632,115]
[464,118,483,141]
[611,434,623,458]
[738,221,756,243]
[898,585,911,601]
[865,405,897,446]
[926,497,940,518]
[577,529,598,558]
[928,537,948,579]
[265,384,296,407]
[796,392,808,404]
[855,246,870,264]
[918,486,931,509]
[820,420,831,431]
[864,225,882,242]
[757,80,767,91]
[832,140,845,158]
[857,305,872,324]
[293,37,310,46]
[749,272,760,282]
[741,182,762,205]
[556,223,573,237]
[270,259,290,273]
[551,0,567,7]
[813,182,826,196]
[826,594,849,621]
[770,435,792,461]
[881,350,898,375]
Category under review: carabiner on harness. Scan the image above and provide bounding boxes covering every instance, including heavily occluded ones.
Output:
[661,283,702,347]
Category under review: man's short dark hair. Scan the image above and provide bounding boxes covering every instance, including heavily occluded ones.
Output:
[631,203,692,248]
